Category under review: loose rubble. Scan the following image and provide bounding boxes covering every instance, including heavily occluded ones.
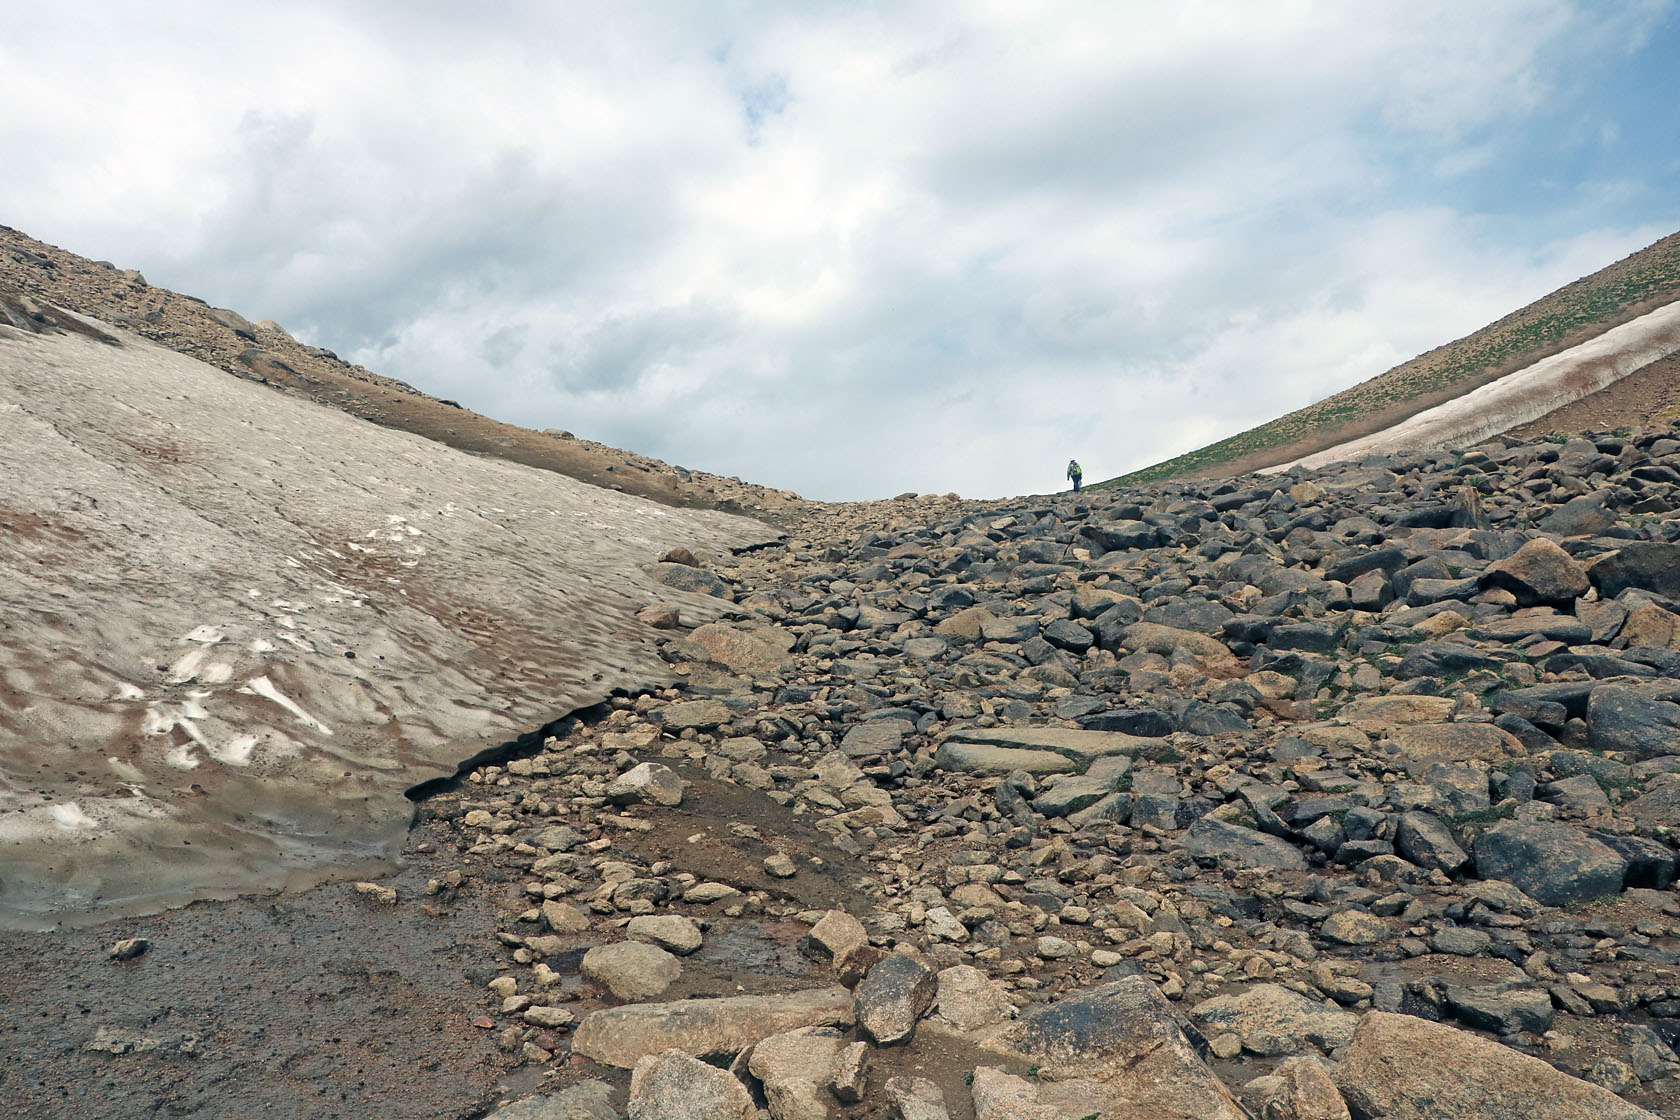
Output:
[412,422,1680,1118]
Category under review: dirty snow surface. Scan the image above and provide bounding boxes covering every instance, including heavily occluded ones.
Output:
[0,318,772,928]
[1270,298,1680,472]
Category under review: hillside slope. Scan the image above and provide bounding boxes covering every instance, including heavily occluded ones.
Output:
[1110,229,1680,486]
[0,225,803,519]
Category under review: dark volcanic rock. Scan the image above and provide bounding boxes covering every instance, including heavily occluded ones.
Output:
[1586,685,1680,758]
[1471,821,1628,906]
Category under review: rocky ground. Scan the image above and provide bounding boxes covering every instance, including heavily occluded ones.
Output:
[10,421,1680,1119]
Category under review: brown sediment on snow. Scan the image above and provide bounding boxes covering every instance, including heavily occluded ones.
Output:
[0,309,776,928]
[1268,299,1680,472]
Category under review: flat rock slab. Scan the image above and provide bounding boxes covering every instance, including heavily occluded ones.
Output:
[941,726,1152,762]
[1338,695,1456,729]
[1334,1010,1661,1120]
[1472,821,1628,906]
[570,988,855,1068]
[1184,817,1308,870]
[0,321,771,929]
[933,741,1073,776]
[486,1082,620,1120]
[1191,983,1358,1056]
[1388,723,1527,763]
[980,975,1246,1120]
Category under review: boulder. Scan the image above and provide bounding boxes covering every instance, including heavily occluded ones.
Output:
[1478,538,1589,606]
[646,562,732,598]
[659,700,733,731]
[1472,821,1628,906]
[1388,723,1526,763]
[484,1081,620,1120]
[1394,812,1470,874]
[802,910,870,971]
[854,953,936,1045]
[841,718,912,759]
[1333,1011,1660,1119]
[605,762,685,807]
[582,941,683,1002]
[932,965,1014,1031]
[1540,493,1618,536]
[1339,695,1456,729]
[685,622,794,675]
[979,976,1245,1120]
[746,1026,847,1120]
[627,915,703,956]
[1587,541,1680,599]
[1120,622,1240,671]
[1185,817,1308,870]
[1250,1056,1351,1120]
[1191,984,1358,1056]
[882,1076,950,1120]
[1587,685,1680,758]
[627,1049,753,1120]
[571,988,855,1068]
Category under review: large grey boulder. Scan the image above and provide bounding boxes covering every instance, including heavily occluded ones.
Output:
[1395,812,1470,874]
[1587,685,1680,758]
[1472,821,1628,906]
[1478,537,1589,605]
[1185,817,1308,870]
[1587,541,1680,599]
[1334,1011,1660,1119]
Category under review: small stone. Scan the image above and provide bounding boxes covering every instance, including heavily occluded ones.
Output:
[627,914,703,956]
[522,1005,575,1029]
[764,852,798,879]
[543,900,591,934]
[352,881,398,905]
[605,762,685,807]
[107,938,150,961]
[582,941,683,1002]
[830,1040,869,1103]
[1035,935,1075,959]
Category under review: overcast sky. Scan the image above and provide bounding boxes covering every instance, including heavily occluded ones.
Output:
[4,2,1677,500]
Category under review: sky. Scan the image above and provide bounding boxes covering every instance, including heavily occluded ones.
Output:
[3,2,1678,501]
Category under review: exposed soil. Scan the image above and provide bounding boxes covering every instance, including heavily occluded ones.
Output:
[0,814,524,1120]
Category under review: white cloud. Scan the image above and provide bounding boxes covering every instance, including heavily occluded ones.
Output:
[1,0,1674,499]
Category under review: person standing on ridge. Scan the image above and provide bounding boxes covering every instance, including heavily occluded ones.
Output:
[1066,459,1083,493]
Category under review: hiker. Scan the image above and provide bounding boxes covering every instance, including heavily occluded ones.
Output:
[1066,459,1083,492]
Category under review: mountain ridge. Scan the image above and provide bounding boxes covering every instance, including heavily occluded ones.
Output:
[1110,228,1680,486]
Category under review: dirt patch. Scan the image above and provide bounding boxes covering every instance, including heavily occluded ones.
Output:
[608,770,880,916]
[0,815,522,1120]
